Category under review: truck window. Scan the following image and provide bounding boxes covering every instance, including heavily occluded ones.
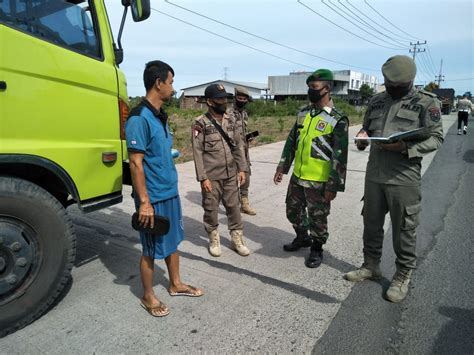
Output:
[0,0,101,58]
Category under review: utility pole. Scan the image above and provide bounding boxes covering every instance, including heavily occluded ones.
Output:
[435,59,444,87]
[409,40,426,61]
[223,67,229,80]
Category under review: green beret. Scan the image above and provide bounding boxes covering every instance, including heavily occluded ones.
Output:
[306,69,334,84]
[382,55,416,85]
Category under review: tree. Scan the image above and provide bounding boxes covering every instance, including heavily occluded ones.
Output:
[424,82,439,92]
[359,83,375,104]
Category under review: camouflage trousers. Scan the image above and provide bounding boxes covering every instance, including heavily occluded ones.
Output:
[285,178,331,244]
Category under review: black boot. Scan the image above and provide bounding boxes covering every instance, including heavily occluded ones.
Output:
[283,230,312,252]
[305,241,324,268]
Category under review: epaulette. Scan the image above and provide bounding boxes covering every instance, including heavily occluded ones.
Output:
[419,90,438,98]
[331,107,346,119]
[370,92,387,103]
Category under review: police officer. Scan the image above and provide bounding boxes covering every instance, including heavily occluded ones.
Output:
[192,84,250,257]
[273,69,349,269]
[345,55,444,303]
[233,86,257,215]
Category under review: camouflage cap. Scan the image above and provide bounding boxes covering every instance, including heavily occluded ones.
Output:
[382,55,417,85]
[306,69,334,84]
[205,83,227,99]
[234,86,250,97]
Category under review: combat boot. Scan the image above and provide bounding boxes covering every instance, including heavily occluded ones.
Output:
[230,230,250,256]
[344,260,382,282]
[208,230,221,257]
[283,230,312,252]
[240,196,256,215]
[386,268,412,303]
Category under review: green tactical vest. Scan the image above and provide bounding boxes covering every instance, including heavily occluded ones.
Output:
[294,109,339,182]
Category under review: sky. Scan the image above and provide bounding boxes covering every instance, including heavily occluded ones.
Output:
[104,0,473,97]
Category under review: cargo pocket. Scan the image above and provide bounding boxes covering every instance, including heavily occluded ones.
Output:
[401,203,421,230]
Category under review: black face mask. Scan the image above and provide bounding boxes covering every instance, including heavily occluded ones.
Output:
[385,85,411,100]
[211,101,227,114]
[235,100,247,109]
[308,87,327,103]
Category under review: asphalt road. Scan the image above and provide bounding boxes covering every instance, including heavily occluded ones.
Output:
[0,114,463,353]
[315,114,474,354]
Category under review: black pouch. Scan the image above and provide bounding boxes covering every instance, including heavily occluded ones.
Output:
[131,212,170,236]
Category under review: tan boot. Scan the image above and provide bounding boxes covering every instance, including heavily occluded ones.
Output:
[230,230,250,256]
[386,269,412,303]
[240,196,256,216]
[208,230,221,257]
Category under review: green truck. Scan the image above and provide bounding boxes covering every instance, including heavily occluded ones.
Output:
[0,0,149,336]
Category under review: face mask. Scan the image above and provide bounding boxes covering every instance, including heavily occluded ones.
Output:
[308,87,327,103]
[211,101,227,114]
[385,85,411,100]
[235,99,247,109]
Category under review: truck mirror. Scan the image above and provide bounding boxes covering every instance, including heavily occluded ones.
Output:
[130,0,150,22]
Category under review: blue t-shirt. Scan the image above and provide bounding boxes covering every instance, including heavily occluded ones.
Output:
[125,100,178,203]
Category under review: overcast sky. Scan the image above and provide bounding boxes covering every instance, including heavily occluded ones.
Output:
[104,0,473,97]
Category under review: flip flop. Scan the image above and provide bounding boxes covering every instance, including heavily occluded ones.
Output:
[168,285,204,297]
[140,300,170,317]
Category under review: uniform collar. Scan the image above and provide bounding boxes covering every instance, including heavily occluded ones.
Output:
[312,99,334,115]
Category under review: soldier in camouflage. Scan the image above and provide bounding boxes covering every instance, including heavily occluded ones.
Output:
[233,86,257,215]
[345,55,444,303]
[274,69,349,269]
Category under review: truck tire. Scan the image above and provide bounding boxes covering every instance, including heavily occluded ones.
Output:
[0,177,76,337]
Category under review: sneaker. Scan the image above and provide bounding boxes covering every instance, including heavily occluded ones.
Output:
[464,126,468,135]
[386,269,412,303]
[458,129,462,135]
[344,263,382,282]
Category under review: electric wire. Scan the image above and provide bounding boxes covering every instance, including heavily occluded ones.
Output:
[297,0,405,50]
[363,0,425,41]
[336,0,410,47]
[323,0,408,49]
[151,8,315,70]
[163,0,378,71]
[346,0,413,42]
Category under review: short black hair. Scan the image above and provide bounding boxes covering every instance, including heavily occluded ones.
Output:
[143,60,174,92]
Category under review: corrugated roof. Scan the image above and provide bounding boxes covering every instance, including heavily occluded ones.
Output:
[181,79,267,91]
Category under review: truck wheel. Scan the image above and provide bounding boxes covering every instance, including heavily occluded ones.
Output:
[0,177,76,337]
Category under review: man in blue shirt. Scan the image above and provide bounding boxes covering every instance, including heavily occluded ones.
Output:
[126,60,203,317]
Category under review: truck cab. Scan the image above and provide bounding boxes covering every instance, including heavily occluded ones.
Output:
[0,0,149,336]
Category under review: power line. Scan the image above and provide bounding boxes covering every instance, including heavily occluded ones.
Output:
[364,0,425,41]
[337,0,409,47]
[420,52,438,77]
[163,0,378,71]
[297,0,404,50]
[323,0,408,49]
[346,0,413,42]
[444,77,474,82]
[151,8,315,70]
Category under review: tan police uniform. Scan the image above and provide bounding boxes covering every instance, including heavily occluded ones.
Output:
[192,112,248,233]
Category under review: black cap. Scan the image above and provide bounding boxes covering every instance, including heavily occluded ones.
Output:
[205,84,227,99]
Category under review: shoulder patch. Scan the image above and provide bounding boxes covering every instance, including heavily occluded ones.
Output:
[428,107,441,122]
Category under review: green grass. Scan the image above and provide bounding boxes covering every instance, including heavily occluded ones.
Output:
[129,96,366,163]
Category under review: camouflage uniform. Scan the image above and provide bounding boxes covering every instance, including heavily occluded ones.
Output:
[278,103,349,245]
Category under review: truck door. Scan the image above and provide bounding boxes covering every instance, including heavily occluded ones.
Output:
[0,0,122,201]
